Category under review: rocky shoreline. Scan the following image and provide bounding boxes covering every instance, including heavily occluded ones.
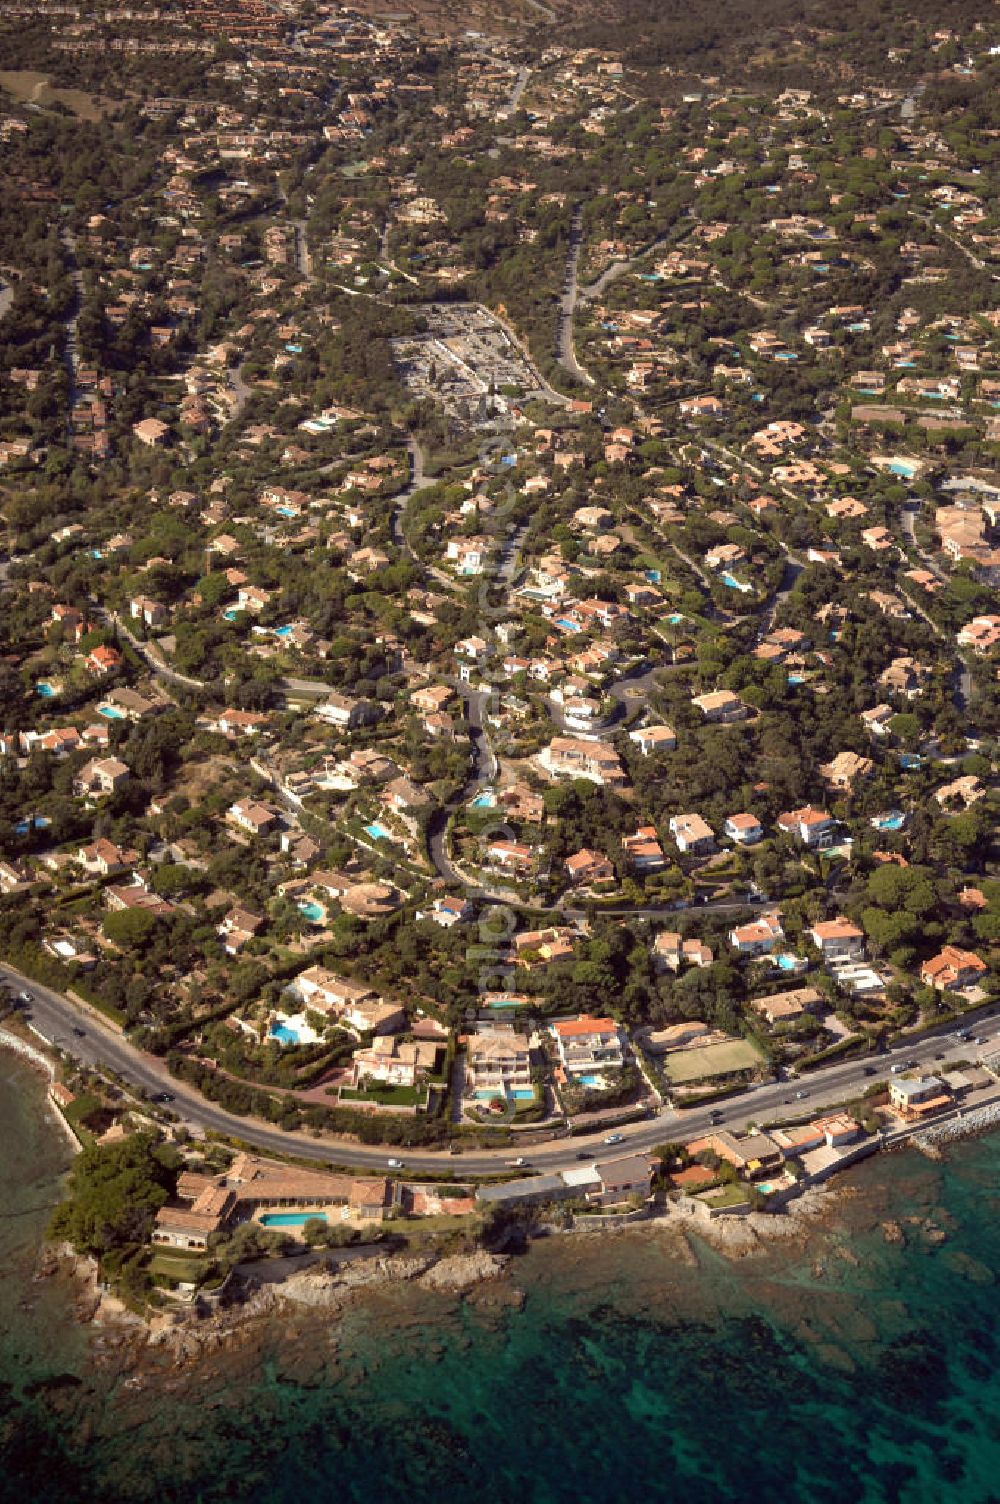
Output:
[35,1108,998,1376]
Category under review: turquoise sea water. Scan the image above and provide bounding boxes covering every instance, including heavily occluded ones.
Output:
[2,1059,1000,1504]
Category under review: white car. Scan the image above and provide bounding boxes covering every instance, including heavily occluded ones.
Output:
[603,1133,624,1145]
[387,1158,404,1169]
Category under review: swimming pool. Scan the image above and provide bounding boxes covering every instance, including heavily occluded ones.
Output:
[14,815,50,835]
[273,624,294,637]
[470,792,496,809]
[98,705,126,719]
[873,812,905,831]
[223,608,241,622]
[555,618,582,632]
[299,901,325,924]
[888,460,917,478]
[270,1023,302,1045]
[364,822,391,841]
[777,954,802,972]
[721,573,752,592]
[575,1074,604,1088]
[36,682,57,698]
[259,1211,328,1229]
[787,674,804,686]
[511,1088,536,1101]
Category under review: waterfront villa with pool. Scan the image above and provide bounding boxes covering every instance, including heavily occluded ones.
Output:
[153,1153,395,1250]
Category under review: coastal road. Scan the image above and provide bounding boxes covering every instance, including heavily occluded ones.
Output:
[6,965,999,1180]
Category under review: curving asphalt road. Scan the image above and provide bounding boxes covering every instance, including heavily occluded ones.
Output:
[6,963,998,1181]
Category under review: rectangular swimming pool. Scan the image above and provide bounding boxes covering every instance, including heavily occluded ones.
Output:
[259,1211,328,1229]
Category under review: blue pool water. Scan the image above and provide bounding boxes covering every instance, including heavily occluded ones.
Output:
[900,753,922,770]
[667,613,683,625]
[888,460,917,478]
[787,673,804,686]
[14,816,50,835]
[511,1089,536,1101]
[270,1023,304,1046]
[555,618,582,632]
[470,792,496,809]
[273,624,294,637]
[777,954,801,972]
[98,705,125,719]
[276,507,298,518]
[364,822,391,841]
[35,682,56,698]
[285,343,303,354]
[774,351,798,361]
[645,569,661,583]
[576,1075,603,1088]
[721,573,752,592]
[487,997,522,1010]
[224,608,241,622]
[873,812,905,831]
[259,1211,328,1228]
[299,901,325,924]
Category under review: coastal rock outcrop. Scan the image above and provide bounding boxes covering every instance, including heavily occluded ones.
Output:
[417,1251,510,1292]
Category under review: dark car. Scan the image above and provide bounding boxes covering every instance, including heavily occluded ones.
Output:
[152,1091,175,1104]
[72,1027,86,1038]
[863,1066,877,1077]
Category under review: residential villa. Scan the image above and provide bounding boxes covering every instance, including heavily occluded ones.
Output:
[729,912,784,956]
[540,736,628,788]
[750,986,825,1025]
[777,806,836,848]
[920,946,987,993]
[668,813,715,856]
[464,1026,533,1102]
[153,1153,394,1250]
[809,918,866,964]
[550,1015,624,1076]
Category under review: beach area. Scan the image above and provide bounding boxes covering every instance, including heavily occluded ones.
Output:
[3,1052,1000,1503]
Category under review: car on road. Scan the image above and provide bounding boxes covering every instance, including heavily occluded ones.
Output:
[576,1150,592,1160]
[387,1158,404,1169]
[795,1091,809,1100]
[603,1133,624,1145]
[958,1032,972,1042]
[863,1066,877,1077]
[72,1027,86,1037]
[933,1052,945,1061]
[975,1037,987,1046]
[507,1157,527,1167]
[19,991,32,1004]
[152,1091,174,1104]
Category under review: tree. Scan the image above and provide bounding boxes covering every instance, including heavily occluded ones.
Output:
[103,908,157,949]
[49,1132,176,1258]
